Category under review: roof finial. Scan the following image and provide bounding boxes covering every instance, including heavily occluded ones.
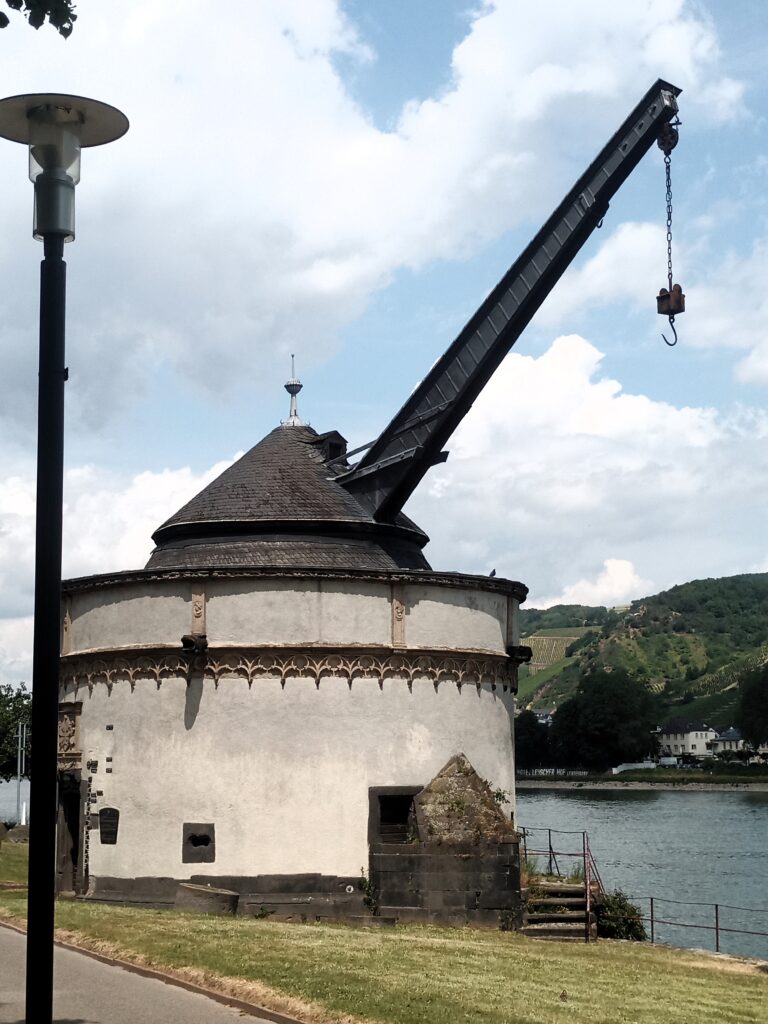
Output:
[283,353,304,426]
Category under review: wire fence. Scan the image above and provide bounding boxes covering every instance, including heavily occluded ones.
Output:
[520,825,768,956]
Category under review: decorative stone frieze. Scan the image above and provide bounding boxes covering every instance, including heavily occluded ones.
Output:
[60,647,516,692]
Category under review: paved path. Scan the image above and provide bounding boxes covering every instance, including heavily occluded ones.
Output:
[0,925,273,1023]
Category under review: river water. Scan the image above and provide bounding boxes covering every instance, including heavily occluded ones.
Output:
[517,787,768,959]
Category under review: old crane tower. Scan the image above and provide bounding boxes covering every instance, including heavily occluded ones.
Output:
[57,80,681,922]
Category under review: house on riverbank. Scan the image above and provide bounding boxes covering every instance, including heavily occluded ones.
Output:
[659,721,717,759]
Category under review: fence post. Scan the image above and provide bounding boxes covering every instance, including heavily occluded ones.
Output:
[650,897,655,944]
[583,832,591,943]
[547,829,553,876]
[715,904,720,953]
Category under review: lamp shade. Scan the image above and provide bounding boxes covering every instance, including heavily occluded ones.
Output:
[0,93,128,147]
[0,93,128,241]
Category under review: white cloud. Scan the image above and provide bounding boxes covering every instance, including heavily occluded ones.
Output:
[0,1,754,679]
[408,335,768,601]
[0,617,33,686]
[528,219,768,381]
[537,222,665,328]
[0,0,742,440]
[0,455,236,682]
[534,558,653,609]
[61,457,237,581]
[4,334,768,681]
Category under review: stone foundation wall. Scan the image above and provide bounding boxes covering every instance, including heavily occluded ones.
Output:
[87,871,368,919]
[87,845,522,928]
[370,839,522,927]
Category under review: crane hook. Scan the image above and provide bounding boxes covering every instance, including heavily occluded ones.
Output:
[658,284,684,347]
[662,316,678,347]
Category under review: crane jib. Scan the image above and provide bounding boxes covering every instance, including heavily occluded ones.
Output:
[338,79,681,521]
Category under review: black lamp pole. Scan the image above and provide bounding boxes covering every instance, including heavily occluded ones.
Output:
[25,230,67,1023]
[0,93,128,1024]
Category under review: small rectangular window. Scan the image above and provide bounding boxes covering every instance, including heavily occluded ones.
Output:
[182,822,215,863]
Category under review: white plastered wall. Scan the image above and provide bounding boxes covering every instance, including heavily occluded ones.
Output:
[70,673,515,880]
[62,570,520,883]
[65,578,510,656]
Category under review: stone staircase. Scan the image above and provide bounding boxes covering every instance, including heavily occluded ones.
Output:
[521,881,599,942]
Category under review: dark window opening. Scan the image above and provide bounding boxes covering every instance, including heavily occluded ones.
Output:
[182,822,215,863]
[98,807,120,846]
[378,794,416,843]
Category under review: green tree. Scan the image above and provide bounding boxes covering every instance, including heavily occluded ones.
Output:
[0,1,76,36]
[549,670,659,770]
[0,682,31,780]
[514,710,550,769]
[735,663,768,750]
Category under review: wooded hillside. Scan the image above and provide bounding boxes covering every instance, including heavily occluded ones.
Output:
[519,573,768,727]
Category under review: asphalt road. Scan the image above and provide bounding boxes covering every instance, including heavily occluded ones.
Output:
[0,925,273,1023]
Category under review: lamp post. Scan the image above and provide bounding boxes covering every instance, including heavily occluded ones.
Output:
[0,93,128,1024]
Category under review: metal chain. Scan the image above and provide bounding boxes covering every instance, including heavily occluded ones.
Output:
[658,118,680,346]
[665,152,673,294]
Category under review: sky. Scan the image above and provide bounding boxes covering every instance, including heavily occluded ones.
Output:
[1,0,768,682]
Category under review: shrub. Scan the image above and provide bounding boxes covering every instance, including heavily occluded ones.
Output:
[596,889,647,941]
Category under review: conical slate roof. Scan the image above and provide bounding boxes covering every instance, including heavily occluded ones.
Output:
[154,426,370,533]
[146,424,430,572]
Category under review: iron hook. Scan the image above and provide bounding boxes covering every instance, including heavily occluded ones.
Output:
[662,316,678,347]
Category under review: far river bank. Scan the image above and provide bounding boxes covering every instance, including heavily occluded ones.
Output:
[517,778,768,792]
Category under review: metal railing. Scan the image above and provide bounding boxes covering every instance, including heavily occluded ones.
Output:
[521,824,768,955]
[520,826,605,942]
[634,895,768,954]
[520,826,605,892]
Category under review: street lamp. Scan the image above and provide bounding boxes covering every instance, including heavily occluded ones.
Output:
[0,93,128,1024]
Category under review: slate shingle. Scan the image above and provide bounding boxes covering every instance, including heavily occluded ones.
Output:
[147,424,430,572]
[153,425,370,539]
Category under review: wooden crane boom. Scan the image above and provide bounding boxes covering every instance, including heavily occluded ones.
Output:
[338,79,681,520]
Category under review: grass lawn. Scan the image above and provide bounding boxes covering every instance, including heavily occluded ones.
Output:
[0,841,28,884]
[0,888,765,1024]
